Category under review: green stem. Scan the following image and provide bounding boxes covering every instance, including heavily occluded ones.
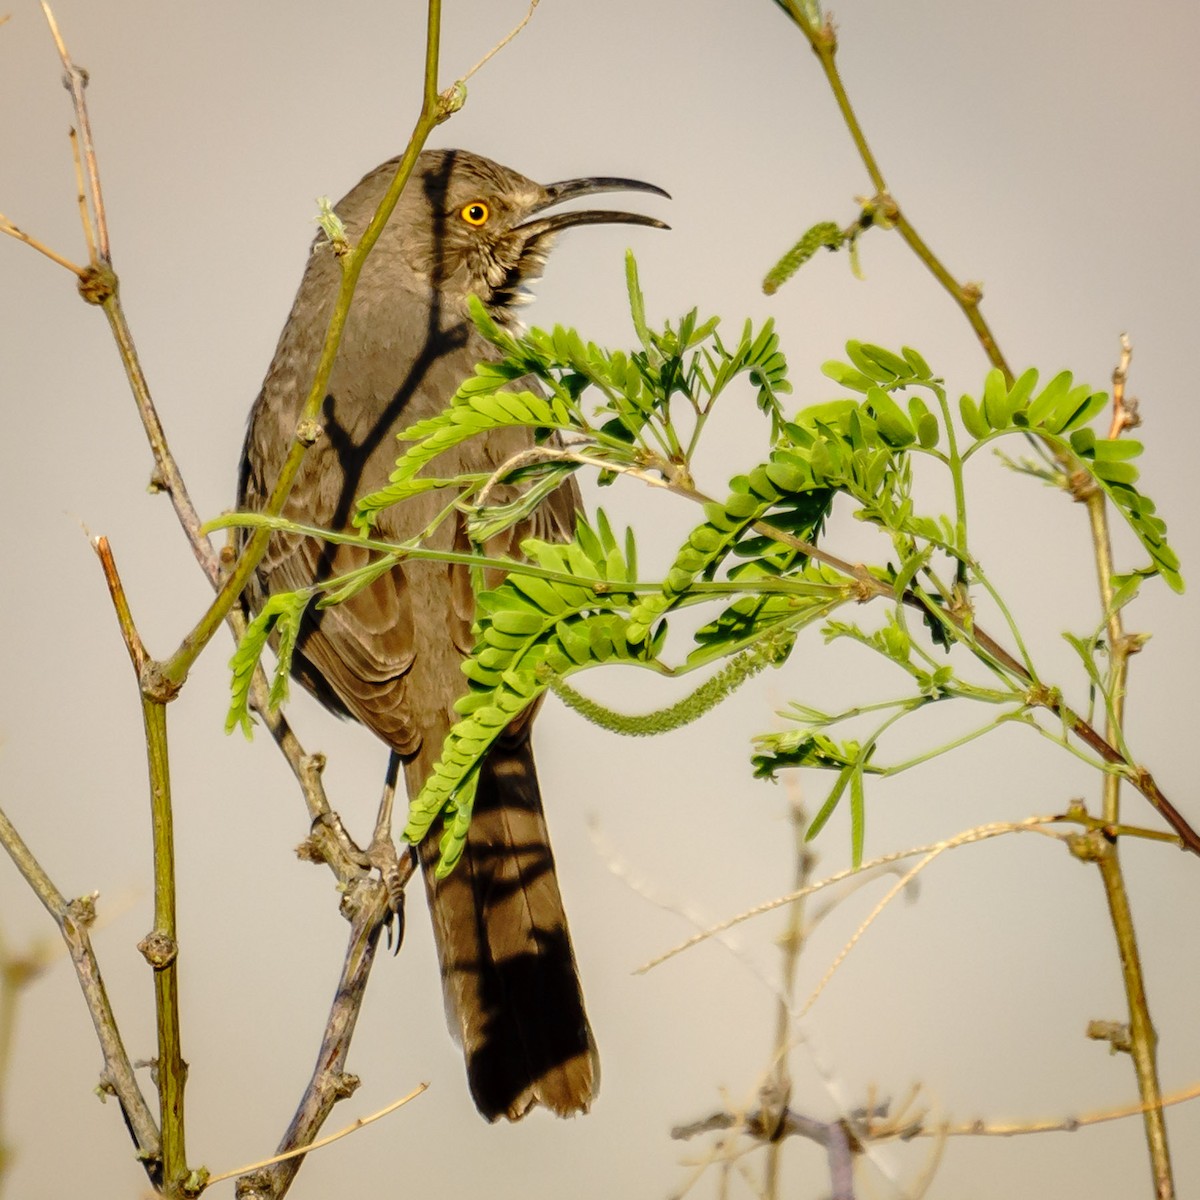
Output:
[160,0,446,689]
[141,698,187,1190]
[968,558,1039,680]
[209,511,851,603]
[777,0,1011,380]
[784,7,885,191]
[880,710,1021,776]
[931,384,970,578]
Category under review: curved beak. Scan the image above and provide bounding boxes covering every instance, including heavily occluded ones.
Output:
[517,176,671,238]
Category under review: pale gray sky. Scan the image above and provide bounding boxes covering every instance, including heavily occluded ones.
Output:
[2,2,1198,1198]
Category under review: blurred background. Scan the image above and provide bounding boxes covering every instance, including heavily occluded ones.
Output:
[1,1,1198,1196]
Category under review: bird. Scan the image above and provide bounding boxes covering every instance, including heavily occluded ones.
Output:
[238,148,667,1121]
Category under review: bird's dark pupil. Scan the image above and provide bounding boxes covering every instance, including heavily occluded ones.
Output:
[469,205,484,221]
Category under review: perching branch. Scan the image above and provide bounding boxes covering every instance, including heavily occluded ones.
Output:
[232,871,410,1200]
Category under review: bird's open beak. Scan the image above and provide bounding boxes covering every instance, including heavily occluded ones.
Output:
[516,176,671,238]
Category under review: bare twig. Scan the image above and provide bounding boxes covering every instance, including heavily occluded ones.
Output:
[204,1082,427,1187]
[638,817,1063,975]
[67,126,97,263]
[1108,333,1140,440]
[0,211,85,274]
[454,0,539,87]
[0,805,161,1177]
[41,1,109,261]
[93,536,147,675]
[920,1079,1200,1139]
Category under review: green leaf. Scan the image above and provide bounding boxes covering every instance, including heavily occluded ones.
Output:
[849,761,865,866]
[804,767,852,841]
[1025,370,1071,427]
[355,387,567,530]
[958,393,989,438]
[226,590,312,737]
[901,345,933,380]
[866,386,915,447]
[1006,366,1039,415]
[821,360,875,394]
[846,340,902,382]
[981,368,1014,429]
[406,515,650,872]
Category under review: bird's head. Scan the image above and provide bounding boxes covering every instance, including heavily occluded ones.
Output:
[391,148,669,321]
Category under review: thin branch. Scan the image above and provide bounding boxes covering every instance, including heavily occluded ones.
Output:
[773,2,1010,380]
[93,536,147,675]
[638,817,1062,975]
[455,0,539,87]
[0,211,85,274]
[920,1080,1200,1139]
[203,1083,427,1187]
[1108,333,1139,439]
[91,537,188,1186]
[67,126,97,264]
[0,804,161,1176]
[755,7,1200,854]
[1080,334,1173,1197]
[234,872,410,1200]
[41,1,109,261]
[136,697,188,1187]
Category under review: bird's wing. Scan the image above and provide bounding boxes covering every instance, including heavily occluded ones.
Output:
[245,372,580,757]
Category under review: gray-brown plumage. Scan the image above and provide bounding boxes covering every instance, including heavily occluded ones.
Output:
[238,149,666,1121]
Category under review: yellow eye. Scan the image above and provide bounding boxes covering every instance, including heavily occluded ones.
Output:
[461,201,489,226]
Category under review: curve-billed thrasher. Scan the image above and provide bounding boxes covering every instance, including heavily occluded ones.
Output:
[238,149,667,1121]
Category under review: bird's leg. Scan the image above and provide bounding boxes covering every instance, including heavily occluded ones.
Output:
[366,751,412,946]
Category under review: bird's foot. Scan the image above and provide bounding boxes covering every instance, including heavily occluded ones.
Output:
[364,831,415,953]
